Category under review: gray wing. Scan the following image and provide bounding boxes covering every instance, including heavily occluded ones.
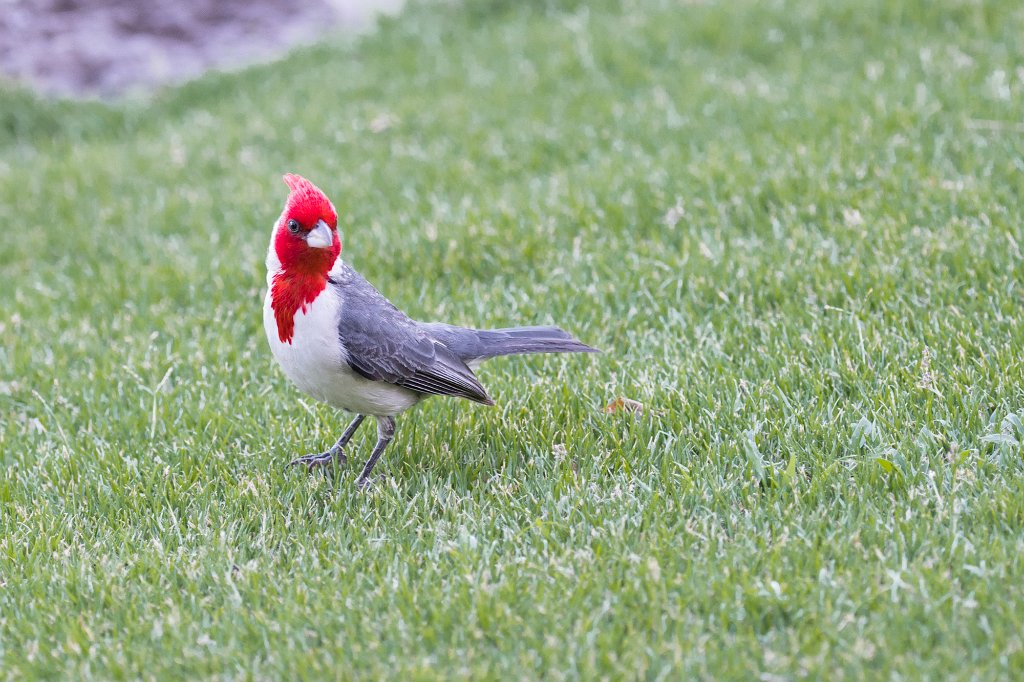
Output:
[331,266,494,405]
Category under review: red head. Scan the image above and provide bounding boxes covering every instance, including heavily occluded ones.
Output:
[273,173,342,275]
[268,174,342,343]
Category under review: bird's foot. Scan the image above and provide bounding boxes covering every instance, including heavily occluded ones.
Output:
[287,450,346,471]
[355,475,376,491]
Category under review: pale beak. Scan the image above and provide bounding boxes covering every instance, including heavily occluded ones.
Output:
[305,219,334,249]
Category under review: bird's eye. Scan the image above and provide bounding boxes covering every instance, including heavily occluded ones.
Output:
[287,219,300,234]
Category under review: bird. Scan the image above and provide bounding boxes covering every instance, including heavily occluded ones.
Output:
[263,174,599,487]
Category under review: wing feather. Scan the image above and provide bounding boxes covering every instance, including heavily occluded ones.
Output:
[332,267,494,405]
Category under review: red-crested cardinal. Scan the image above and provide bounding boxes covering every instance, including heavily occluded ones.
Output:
[264,174,598,486]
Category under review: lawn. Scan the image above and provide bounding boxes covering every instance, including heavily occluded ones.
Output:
[2,0,1024,677]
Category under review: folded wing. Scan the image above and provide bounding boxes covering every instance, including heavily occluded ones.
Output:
[332,267,494,405]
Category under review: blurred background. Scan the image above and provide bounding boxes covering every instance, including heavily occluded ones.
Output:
[0,0,404,97]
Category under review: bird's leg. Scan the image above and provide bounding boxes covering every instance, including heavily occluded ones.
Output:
[356,416,396,488]
[288,414,366,470]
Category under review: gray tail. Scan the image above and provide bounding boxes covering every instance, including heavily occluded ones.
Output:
[421,323,600,363]
[473,326,600,360]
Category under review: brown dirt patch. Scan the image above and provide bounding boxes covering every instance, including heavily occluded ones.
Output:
[0,0,402,98]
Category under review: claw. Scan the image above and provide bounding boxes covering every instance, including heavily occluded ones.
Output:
[287,450,346,471]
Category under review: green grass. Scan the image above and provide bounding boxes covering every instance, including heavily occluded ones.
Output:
[2,0,1024,677]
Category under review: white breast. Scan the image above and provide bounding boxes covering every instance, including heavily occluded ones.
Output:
[263,264,420,417]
